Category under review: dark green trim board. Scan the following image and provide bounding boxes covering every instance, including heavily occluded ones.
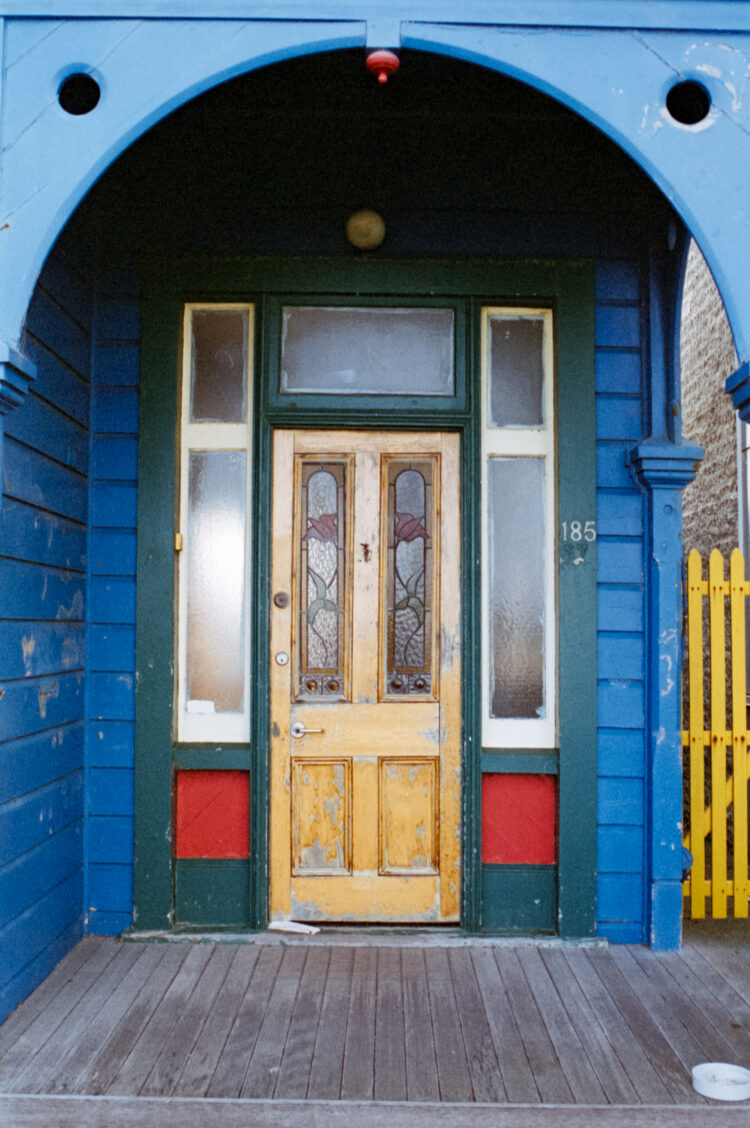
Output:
[133,255,597,938]
[482,866,557,933]
[133,293,181,931]
[555,270,598,939]
[175,860,251,928]
[480,751,559,774]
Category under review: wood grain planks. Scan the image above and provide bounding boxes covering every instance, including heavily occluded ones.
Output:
[173,946,260,1097]
[402,948,439,1101]
[140,945,237,1097]
[583,950,700,1105]
[0,937,103,1060]
[493,948,573,1103]
[516,947,607,1105]
[374,948,406,1101]
[308,946,354,1099]
[5,934,750,1115]
[424,947,473,1102]
[207,945,283,1098]
[470,948,538,1104]
[562,948,672,1104]
[272,946,328,1099]
[448,949,504,1103]
[106,945,213,1095]
[539,949,638,1105]
[76,944,188,1095]
[2,1096,749,1128]
[239,946,306,1098]
[0,938,118,1088]
[340,946,376,1100]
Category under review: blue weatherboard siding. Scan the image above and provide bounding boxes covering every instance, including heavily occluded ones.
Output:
[0,246,91,1022]
[594,261,647,944]
[85,271,139,938]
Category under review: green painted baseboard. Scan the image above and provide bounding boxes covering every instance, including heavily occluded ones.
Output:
[481,864,557,933]
[175,859,251,928]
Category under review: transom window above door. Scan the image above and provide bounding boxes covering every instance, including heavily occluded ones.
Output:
[280,305,455,396]
[265,296,467,412]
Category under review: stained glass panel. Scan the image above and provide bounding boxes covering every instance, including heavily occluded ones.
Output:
[385,459,434,697]
[297,460,348,699]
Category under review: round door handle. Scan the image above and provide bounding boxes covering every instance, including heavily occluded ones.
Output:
[291,721,324,738]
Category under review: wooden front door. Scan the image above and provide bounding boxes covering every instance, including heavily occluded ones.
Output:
[269,430,461,923]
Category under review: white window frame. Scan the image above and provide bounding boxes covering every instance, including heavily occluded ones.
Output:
[481,306,557,749]
[176,303,254,743]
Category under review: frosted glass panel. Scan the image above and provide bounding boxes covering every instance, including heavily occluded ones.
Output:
[191,310,247,422]
[488,316,544,427]
[186,451,247,712]
[281,306,454,396]
[488,457,545,718]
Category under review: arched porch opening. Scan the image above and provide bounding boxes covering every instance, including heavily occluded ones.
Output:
[1,40,716,1019]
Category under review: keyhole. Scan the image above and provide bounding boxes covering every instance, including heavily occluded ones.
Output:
[361,542,371,562]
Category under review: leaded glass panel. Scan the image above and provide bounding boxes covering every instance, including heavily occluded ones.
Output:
[297,460,348,699]
[385,458,435,697]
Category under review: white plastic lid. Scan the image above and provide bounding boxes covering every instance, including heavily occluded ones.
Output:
[692,1062,750,1101]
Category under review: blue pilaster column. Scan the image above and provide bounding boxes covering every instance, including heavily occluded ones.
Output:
[0,344,36,494]
[629,436,703,949]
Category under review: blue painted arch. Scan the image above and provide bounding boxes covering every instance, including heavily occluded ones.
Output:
[0,15,748,364]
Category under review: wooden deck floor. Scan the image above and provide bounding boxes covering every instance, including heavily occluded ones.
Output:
[2,924,750,1126]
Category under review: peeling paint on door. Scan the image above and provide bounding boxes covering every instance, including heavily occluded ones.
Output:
[271,431,461,923]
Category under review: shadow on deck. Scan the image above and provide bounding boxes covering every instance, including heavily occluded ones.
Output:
[1,920,749,1126]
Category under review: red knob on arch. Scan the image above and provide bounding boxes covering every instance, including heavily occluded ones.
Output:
[366,50,400,84]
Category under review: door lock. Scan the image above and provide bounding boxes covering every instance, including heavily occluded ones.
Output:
[290,721,324,738]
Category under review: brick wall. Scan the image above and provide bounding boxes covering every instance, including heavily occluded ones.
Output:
[681,241,739,556]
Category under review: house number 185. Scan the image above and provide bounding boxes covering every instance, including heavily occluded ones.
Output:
[561,520,597,542]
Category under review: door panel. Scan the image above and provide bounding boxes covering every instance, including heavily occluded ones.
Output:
[270,430,461,923]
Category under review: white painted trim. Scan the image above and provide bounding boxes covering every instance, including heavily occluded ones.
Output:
[176,304,254,744]
[481,307,557,750]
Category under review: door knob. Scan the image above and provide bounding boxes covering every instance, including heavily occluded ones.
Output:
[290,721,324,738]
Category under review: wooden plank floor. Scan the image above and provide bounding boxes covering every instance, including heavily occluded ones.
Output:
[1,924,750,1125]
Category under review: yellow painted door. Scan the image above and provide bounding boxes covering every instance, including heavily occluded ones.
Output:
[270,430,461,923]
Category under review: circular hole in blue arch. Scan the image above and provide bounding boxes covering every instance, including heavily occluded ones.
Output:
[666,80,711,126]
[58,72,101,115]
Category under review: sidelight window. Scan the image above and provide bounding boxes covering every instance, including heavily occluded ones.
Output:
[177,305,254,742]
[481,308,556,749]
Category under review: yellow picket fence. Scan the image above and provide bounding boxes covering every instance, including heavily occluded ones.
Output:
[682,548,750,918]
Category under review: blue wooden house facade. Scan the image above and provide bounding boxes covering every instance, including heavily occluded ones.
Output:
[2,0,749,1022]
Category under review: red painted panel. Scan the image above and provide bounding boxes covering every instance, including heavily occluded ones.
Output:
[482,774,556,864]
[175,770,250,859]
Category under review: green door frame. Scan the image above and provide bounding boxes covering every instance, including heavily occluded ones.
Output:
[133,255,597,936]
